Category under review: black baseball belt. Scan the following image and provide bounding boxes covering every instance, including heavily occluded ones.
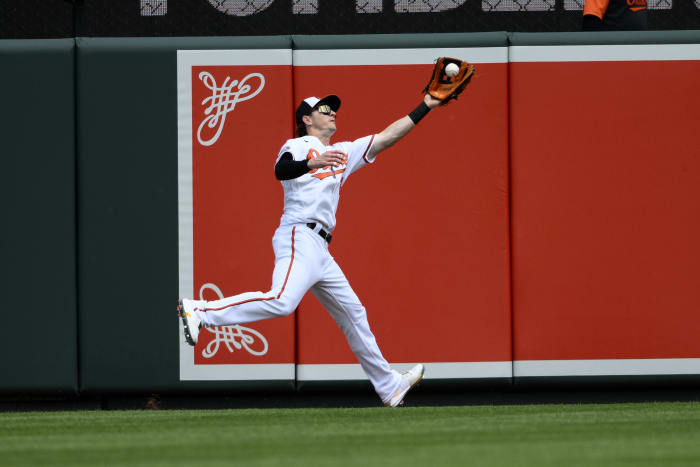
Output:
[306,223,332,244]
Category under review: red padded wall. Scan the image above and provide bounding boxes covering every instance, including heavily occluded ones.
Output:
[190,62,296,367]
[292,51,511,375]
[510,51,700,366]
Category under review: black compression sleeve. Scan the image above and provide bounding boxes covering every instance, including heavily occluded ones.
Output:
[275,153,311,180]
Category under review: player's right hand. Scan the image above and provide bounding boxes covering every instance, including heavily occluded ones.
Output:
[307,149,348,170]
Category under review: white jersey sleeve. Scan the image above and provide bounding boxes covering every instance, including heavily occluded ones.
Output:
[335,134,377,185]
[276,138,307,164]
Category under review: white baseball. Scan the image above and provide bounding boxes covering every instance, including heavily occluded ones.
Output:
[445,63,459,77]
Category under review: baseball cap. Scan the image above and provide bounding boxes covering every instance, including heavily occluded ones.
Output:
[295,94,341,126]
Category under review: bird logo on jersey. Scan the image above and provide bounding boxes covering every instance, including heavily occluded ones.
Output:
[306,149,349,180]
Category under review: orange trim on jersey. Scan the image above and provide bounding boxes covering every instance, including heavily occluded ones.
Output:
[312,169,346,180]
[362,134,376,164]
[306,149,321,174]
[203,226,296,311]
[583,0,609,19]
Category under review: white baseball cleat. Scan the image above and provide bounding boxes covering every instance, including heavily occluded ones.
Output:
[177,298,202,346]
[385,364,425,408]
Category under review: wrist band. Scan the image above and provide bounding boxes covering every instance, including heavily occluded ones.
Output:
[408,101,431,125]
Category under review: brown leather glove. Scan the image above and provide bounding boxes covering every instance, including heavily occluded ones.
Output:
[423,57,475,105]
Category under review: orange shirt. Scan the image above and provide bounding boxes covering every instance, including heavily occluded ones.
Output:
[584,0,648,19]
[584,0,647,29]
[584,0,609,19]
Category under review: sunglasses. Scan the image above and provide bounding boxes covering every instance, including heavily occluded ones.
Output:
[316,104,334,115]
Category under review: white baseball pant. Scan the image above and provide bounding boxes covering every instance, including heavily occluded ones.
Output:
[193,223,403,404]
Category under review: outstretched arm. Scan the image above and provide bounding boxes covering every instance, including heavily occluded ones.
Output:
[367,94,442,160]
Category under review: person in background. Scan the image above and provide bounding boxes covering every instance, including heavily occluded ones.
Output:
[583,0,648,31]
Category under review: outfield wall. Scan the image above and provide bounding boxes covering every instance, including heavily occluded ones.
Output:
[509,35,700,383]
[2,32,699,397]
[0,39,78,395]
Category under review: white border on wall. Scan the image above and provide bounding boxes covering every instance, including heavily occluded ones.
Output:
[515,359,700,377]
[510,44,700,62]
[298,362,512,381]
[293,47,508,65]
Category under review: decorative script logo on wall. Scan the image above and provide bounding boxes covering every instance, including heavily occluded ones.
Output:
[198,283,269,358]
[197,71,265,147]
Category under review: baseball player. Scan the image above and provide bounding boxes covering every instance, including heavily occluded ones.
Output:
[179,62,472,406]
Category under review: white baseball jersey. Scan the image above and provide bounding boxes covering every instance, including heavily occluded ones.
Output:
[275,134,376,232]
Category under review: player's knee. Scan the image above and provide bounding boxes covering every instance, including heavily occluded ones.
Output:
[346,303,368,323]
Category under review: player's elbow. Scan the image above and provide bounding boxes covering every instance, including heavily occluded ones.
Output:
[372,134,395,155]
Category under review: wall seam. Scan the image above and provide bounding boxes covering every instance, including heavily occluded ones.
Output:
[72,34,82,397]
[506,37,516,389]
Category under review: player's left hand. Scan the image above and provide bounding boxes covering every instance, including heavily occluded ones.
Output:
[424,94,442,109]
[423,57,475,105]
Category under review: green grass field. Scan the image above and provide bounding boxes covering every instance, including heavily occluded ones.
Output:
[2,402,700,467]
